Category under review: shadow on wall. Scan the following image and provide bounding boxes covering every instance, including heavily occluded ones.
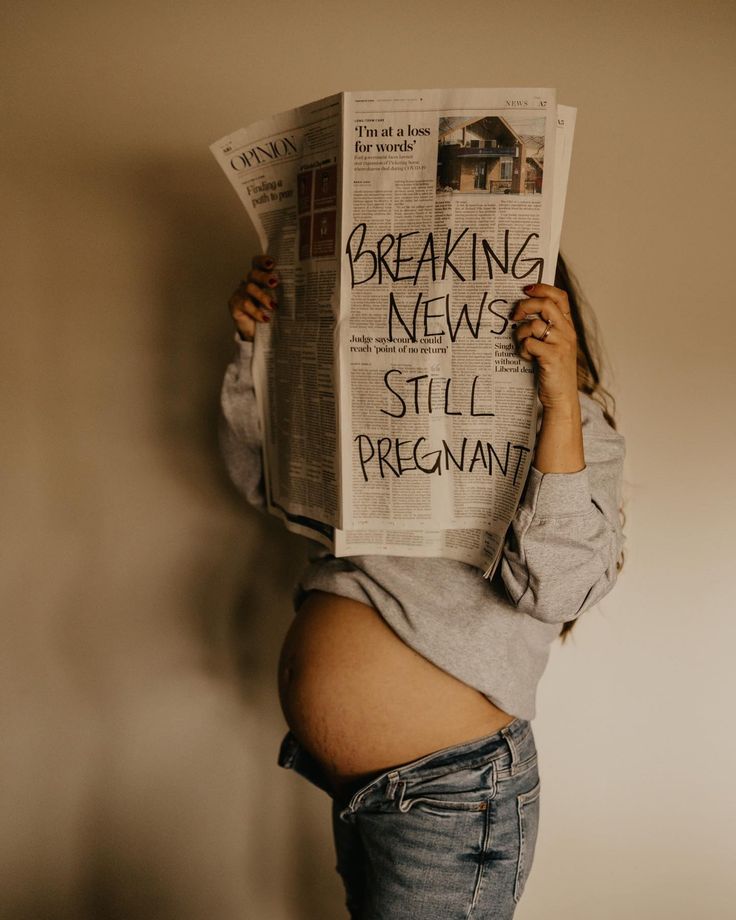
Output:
[5,153,343,920]
[146,152,309,686]
[138,154,342,920]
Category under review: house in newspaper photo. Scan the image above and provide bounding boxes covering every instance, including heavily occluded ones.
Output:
[436,115,544,194]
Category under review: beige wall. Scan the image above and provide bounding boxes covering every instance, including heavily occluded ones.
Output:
[2,0,734,917]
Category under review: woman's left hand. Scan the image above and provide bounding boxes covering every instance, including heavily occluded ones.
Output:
[511,282,579,414]
[512,282,585,473]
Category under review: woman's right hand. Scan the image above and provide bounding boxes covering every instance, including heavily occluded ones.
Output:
[227,253,280,342]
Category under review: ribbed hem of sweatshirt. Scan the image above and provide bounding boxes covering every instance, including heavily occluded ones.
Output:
[523,465,592,518]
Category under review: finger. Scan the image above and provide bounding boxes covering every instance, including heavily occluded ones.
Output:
[228,288,272,327]
[511,297,573,335]
[247,267,280,289]
[521,283,572,323]
[517,334,548,362]
[228,292,258,339]
[239,294,272,321]
[514,317,555,343]
[512,295,565,325]
[252,253,276,271]
[244,281,277,311]
[522,283,568,310]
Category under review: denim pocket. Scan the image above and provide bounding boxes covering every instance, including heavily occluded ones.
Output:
[513,777,541,903]
[396,759,496,814]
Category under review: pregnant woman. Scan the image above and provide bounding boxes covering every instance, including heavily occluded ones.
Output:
[218,252,625,919]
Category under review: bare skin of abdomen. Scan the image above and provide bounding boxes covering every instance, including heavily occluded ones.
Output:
[277,589,515,800]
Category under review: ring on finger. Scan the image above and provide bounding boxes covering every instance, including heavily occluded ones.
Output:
[534,319,553,341]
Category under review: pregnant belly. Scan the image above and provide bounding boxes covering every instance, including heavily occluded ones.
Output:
[277,589,515,798]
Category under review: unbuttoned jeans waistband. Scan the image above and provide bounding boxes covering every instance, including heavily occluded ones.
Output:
[277,716,534,809]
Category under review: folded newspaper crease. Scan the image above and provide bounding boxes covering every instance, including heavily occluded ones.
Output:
[211,88,576,579]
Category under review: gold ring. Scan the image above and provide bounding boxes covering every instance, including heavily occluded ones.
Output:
[540,319,553,341]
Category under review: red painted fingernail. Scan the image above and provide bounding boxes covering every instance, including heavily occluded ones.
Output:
[523,284,535,293]
[264,258,275,269]
[268,276,278,287]
[262,314,271,322]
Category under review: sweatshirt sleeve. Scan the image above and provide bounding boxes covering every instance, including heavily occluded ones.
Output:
[217,333,267,512]
[499,392,626,624]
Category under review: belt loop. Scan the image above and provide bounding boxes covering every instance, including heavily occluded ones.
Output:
[277,731,299,769]
[386,770,400,800]
[500,722,518,769]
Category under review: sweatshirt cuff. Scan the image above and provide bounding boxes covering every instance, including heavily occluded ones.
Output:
[522,465,593,518]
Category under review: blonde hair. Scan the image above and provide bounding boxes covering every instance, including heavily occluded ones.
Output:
[554,255,624,643]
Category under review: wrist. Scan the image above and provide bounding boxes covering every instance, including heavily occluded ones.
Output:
[534,401,584,473]
[541,397,581,424]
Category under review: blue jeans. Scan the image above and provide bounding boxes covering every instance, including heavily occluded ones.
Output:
[277,716,540,918]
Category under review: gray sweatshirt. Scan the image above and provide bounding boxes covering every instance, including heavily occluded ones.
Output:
[218,334,626,720]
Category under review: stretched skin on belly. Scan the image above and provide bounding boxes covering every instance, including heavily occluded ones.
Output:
[277,589,515,796]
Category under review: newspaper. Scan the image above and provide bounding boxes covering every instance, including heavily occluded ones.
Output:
[211,88,576,577]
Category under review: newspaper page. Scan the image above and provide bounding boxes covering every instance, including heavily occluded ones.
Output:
[211,88,575,575]
[334,88,573,577]
[210,94,344,547]
[550,105,576,260]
